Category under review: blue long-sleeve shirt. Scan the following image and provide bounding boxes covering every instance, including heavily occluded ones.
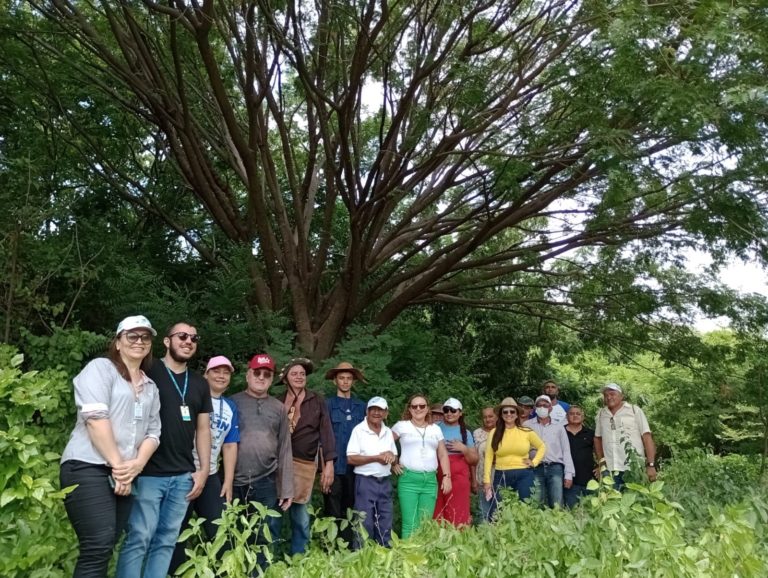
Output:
[327,395,366,474]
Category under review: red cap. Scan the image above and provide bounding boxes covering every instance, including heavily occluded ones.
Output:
[248,353,275,371]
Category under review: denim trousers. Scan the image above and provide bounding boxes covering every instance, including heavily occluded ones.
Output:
[115,473,193,578]
[60,460,133,578]
[564,483,589,508]
[234,474,280,567]
[282,502,312,554]
[397,469,437,539]
[487,468,535,520]
[169,473,226,574]
[533,462,565,508]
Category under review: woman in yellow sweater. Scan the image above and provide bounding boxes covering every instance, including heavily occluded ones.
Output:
[483,397,546,520]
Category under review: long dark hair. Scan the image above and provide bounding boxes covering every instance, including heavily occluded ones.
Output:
[490,406,528,452]
[108,334,153,381]
[456,414,469,444]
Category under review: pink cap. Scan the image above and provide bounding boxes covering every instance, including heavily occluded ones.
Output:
[206,355,234,373]
[248,353,275,371]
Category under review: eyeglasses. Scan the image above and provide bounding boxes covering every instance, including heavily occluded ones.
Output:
[501,409,517,416]
[442,407,460,414]
[610,417,616,430]
[168,331,200,343]
[123,332,153,344]
[410,404,427,410]
[251,369,273,379]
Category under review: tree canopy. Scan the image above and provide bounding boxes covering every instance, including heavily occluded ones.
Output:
[5,0,768,357]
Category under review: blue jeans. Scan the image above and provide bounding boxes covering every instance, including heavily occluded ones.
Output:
[116,473,193,578]
[234,475,280,566]
[477,490,493,523]
[564,483,590,508]
[487,468,534,520]
[533,462,564,508]
[281,502,311,554]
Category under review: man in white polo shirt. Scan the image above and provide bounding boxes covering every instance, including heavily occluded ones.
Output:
[346,396,398,548]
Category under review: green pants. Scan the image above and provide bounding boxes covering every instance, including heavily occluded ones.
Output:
[398,468,438,539]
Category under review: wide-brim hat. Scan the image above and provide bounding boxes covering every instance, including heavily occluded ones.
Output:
[495,396,520,412]
[280,357,314,383]
[324,361,367,383]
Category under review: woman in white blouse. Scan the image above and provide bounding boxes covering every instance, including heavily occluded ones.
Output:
[60,316,161,577]
[392,394,452,538]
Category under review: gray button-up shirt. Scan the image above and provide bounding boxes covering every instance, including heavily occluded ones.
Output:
[61,358,161,465]
[523,418,575,481]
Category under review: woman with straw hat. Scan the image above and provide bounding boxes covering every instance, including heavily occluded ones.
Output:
[483,397,546,520]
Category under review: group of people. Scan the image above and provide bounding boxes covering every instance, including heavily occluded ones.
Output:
[59,316,658,578]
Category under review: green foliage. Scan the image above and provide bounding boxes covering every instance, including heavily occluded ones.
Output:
[265,468,768,578]
[0,345,76,576]
[176,500,282,578]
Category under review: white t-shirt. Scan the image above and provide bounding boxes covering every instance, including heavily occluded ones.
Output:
[392,420,444,472]
[346,420,398,477]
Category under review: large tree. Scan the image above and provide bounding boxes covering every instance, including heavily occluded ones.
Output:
[16,0,768,357]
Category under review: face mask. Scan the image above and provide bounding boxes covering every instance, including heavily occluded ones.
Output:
[535,407,550,419]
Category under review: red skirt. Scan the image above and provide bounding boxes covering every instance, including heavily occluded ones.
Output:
[433,453,471,526]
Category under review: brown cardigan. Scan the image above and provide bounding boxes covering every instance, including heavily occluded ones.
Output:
[279,389,337,464]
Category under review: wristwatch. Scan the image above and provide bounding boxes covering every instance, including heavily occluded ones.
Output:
[646,461,656,468]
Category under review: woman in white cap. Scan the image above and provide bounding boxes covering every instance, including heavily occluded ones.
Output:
[483,397,546,520]
[60,315,161,578]
[433,397,478,526]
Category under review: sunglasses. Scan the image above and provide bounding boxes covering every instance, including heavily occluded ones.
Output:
[442,407,460,414]
[410,404,427,410]
[251,369,273,379]
[123,332,153,344]
[610,416,616,431]
[501,409,517,416]
[168,331,200,343]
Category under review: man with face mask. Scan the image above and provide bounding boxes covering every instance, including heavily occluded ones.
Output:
[523,395,574,508]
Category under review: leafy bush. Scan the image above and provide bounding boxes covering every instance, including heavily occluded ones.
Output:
[265,479,768,578]
[0,345,76,576]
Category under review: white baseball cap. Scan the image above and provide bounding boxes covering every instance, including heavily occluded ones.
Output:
[116,315,157,336]
[443,397,463,410]
[535,395,552,405]
[367,396,388,410]
[602,383,623,394]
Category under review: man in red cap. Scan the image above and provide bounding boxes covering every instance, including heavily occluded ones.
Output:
[232,354,293,563]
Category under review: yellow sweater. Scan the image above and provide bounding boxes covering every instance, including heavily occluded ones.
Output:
[483,426,546,483]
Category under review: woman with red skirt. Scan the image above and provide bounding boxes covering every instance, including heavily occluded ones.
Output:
[433,398,478,526]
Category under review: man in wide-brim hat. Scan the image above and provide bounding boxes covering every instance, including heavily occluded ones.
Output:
[323,361,367,547]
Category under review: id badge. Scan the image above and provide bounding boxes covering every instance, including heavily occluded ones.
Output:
[134,401,143,421]
[180,405,191,422]
[420,447,428,459]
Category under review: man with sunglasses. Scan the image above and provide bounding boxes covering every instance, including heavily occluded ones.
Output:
[232,354,294,565]
[594,383,656,489]
[117,322,213,578]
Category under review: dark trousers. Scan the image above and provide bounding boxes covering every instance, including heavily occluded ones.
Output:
[60,460,133,578]
[234,474,279,568]
[169,473,226,574]
[353,475,393,548]
[322,467,356,547]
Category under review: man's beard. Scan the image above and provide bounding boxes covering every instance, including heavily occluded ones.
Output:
[168,344,193,363]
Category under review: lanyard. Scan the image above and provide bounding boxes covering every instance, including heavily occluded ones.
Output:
[164,363,188,405]
[413,422,427,447]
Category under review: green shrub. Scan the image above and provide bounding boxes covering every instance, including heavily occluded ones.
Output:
[0,345,76,576]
